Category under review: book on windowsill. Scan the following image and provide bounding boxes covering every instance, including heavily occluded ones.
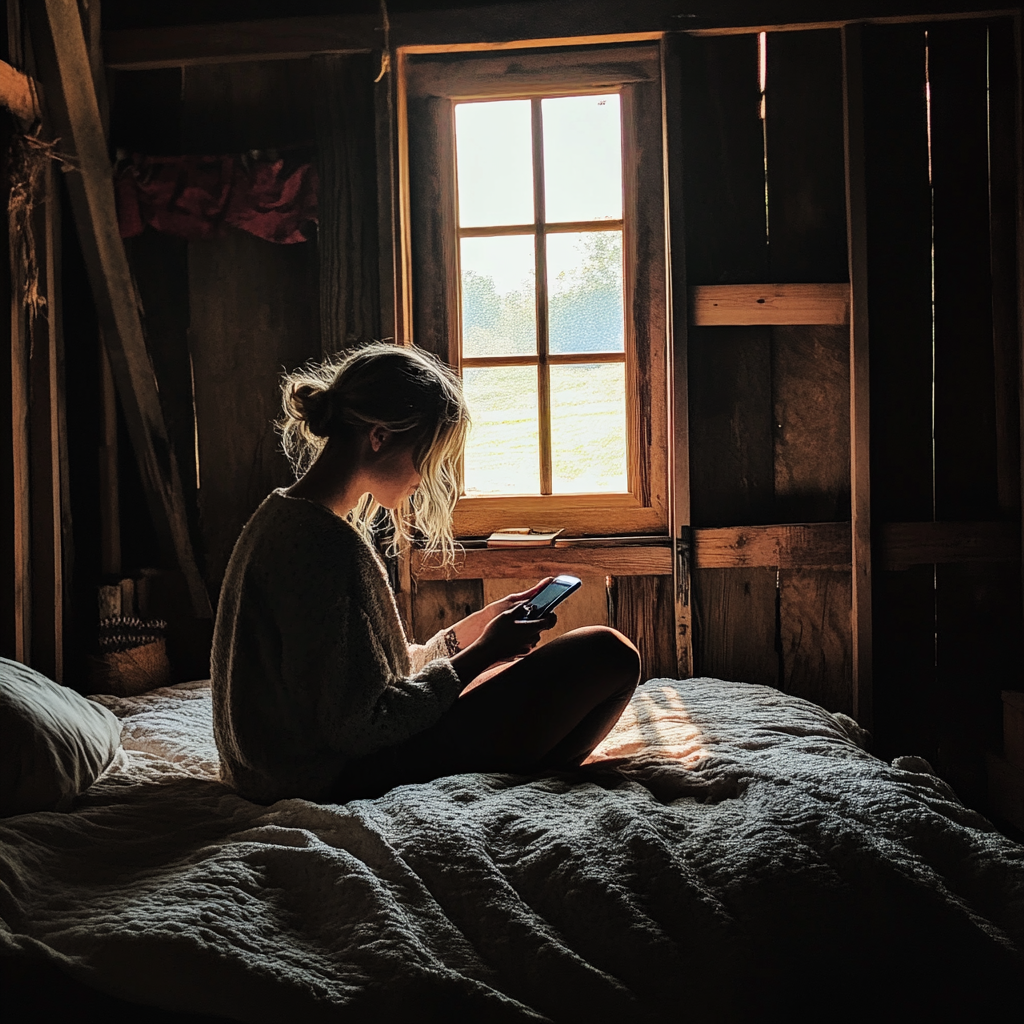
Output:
[486,527,565,548]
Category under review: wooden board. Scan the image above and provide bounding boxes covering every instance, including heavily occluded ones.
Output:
[181,60,320,596]
[693,567,779,688]
[772,325,850,523]
[778,568,852,714]
[414,544,672,580]
[930,21,999,522]
[611,574,677,680]
[313,53,381,355]
[687,326,774,527]
[411,578,484,645]
[765,28,849,282]
[690,283,849,325]
[879,520,1020,568]
[694,522,849,568]
[482,576,609,647]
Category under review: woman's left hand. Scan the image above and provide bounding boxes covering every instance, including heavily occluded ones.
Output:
[451,577,554,649]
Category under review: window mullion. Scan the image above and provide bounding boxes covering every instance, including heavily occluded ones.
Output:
[531,98,553,496]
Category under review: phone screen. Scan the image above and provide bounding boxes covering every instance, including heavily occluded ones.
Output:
[522,578,580,618]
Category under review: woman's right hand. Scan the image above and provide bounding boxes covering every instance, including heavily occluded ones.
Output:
[476,605,557,662]
[449,605,557,685]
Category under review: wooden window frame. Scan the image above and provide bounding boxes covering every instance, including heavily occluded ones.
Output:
[402,42,669,538]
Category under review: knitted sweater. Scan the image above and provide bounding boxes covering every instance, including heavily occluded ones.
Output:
[211,490,463,803]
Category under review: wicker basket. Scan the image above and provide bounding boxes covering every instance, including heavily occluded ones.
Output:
[88,616,171,696]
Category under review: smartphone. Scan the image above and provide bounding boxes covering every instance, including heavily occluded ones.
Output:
[518,575,582,620]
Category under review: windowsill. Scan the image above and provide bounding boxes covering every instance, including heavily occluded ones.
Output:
[453,492,666,537]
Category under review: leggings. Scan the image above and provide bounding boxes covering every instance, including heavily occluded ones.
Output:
[335,625,641,801]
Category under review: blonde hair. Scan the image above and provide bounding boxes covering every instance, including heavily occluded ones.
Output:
[278,343,469,569]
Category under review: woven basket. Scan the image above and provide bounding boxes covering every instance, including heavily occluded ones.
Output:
[88,616,171,696]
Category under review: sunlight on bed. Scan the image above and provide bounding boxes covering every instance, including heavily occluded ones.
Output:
[588,685,708,766]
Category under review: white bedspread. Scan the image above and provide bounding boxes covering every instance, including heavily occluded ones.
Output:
[1,678,1022,1022]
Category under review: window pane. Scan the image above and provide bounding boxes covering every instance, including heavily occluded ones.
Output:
[455,100,534,227]
[547,231,624,354]
[542,94,622,223]
[463,366,539,495]
[461,236,536,357]
[551,363,627,493]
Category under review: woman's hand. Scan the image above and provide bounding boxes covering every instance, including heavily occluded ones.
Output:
[451,578,554,649]
[449,603,557,685]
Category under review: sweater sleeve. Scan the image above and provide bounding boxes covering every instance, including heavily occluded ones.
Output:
[408,630,453,674]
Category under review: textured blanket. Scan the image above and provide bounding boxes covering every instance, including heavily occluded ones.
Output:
[1,678,1022,1022]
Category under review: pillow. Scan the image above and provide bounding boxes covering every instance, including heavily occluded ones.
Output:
[0,657,122,816]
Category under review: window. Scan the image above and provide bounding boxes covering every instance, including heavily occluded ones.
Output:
[403,43,668,537]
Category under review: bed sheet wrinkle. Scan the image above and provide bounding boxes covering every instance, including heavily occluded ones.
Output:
[1,676,1023,1022]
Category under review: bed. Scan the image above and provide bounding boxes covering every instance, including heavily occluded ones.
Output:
[2,675,1022,1022]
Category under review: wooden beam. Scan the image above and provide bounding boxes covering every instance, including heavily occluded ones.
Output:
[879,521,1021,569]
[843,22,873,729]
[413,544,672,581]
[0,59,39,123]
[663,33,693,678]
[689,283,850,326]
[694,523,851,569]
[101,4,1016,70]
[30,0,210,618]
[102,14,377,71]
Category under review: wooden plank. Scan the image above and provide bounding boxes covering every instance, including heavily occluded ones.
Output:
[662,34,694,678]
[772,325,850,522]
[879,520,1021,569]
[930,21,999,521]
[405,41,660,99]
[935,561,1023,811]
[0,59,39,122]
[694,522,850,569]
[766,29,849,282]
[843,22,872,727]
[414,544,672,580]
[779,568,853,714]
[100,6,1017,70]
[693,567,779,687]
[411,578,483,645]
[103,14,377,71]
[611,574,680,680]
[181,60,320,596]
[988,18,1022,517]
[29,0,211,618]
[690,283,849,325]
[862,23,932,524]
[313,53,381,356]
[688,327,774,526]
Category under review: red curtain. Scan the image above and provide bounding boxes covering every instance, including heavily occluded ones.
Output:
[115,151,318,245]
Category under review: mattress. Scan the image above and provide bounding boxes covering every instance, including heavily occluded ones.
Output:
[1,676,1022,1022]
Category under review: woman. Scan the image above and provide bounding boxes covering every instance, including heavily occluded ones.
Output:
[211,343,640,804]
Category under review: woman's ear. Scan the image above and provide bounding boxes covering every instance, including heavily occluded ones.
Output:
[368,424,391,453]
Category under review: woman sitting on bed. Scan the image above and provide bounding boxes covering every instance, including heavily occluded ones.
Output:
[211,342,641,804]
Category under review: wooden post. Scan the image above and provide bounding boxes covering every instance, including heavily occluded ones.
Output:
[843,23,872,728]
[29,0,210,617]
[662,33,693,678]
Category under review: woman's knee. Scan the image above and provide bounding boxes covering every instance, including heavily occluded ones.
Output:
[567,625,641,683]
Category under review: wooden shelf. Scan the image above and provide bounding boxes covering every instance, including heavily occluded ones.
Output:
[413,544,672,580]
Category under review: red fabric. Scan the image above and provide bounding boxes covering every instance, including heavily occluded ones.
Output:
[115,152,318,244]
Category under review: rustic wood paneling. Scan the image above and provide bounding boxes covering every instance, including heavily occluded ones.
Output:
[766,28,849,282]
[694,567,778,688]
[313,52,381,355]
[411,578,484,645]
[772,324,850,523]
[611,574,677,681]
[694,522,849,569]
[930,21,999,523]
[779,568,852,714]
[182,60,320,595]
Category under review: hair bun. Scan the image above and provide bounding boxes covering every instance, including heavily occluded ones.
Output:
[291,383,333,438]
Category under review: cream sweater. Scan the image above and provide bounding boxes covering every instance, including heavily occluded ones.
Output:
[211,491,462,803]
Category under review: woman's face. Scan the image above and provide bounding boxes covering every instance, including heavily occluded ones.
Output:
[367,440,422,509]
